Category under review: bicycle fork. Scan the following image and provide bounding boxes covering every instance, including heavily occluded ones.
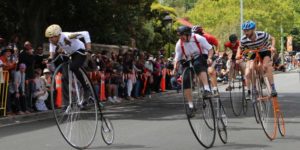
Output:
[214,98,227,127]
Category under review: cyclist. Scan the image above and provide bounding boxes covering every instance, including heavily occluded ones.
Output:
[45,24,92,105]
[236,20,277,97]
[224,34,246,91]
[173,26,214,117]
[192,25,220,96]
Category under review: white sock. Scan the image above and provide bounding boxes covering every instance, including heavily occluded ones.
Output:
[212,87,218,91]
[188,102,194,108]
[204,85,210,91]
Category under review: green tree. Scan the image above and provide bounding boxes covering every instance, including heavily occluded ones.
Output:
[183,0,296,50]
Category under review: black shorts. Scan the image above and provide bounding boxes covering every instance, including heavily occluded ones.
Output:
[232,54,236,60]
[182,54,208,89]
[249,51,271,60]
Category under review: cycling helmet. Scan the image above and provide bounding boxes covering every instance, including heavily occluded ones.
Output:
[229,34,238,43]
[191,25,203,34]
[45,24,62,38]
[242,20,256,30]
[177,26,191,36]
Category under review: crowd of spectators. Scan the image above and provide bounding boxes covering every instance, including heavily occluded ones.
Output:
[0,35,50,116]
[0,35,177,116]
[1,34,299,117]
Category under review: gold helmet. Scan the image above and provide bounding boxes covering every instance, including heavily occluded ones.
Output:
[45,24,62,38]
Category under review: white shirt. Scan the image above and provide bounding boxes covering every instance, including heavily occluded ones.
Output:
[49,31,91,54]
[174,33,212,61]
[295,52,300,59]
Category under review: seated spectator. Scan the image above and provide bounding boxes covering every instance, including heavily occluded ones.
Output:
[41,68,52,108]
[32,69,49,111]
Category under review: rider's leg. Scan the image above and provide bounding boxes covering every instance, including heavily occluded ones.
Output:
[226,60,234,90]
[245,60,254,99]
[70,52,88,89]
[262,55,277,96]
[183,69,194,109]
[208,66,218,95]
[199,71,211,91]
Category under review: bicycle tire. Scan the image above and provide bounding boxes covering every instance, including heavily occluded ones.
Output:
[182,67,216,148]
[229,68,244,116]
[242,94,249,115]
[101,117,114,145]
[252,70,261,124]
[51,63,99,149]
[277,112,286,137]
[257,75,277,140]
[217,98,227,144]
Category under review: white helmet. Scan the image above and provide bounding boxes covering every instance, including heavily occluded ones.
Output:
[45,24,62,38]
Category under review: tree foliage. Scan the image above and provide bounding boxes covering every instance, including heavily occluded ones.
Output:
[181,0,297,50]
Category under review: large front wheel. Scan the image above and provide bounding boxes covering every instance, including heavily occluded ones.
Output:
[257,76,277,140]
[51,63,99,149]
[182,68,216,148]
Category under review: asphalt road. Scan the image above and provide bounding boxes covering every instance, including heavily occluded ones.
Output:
[0,72,299,150]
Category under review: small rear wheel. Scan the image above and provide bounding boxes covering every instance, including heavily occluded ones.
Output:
[101,117,114,145]
[277,112,286,137]
[217,99,227,144]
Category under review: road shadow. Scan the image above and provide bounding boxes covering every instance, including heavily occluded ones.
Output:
[89,143,152,150]
[105,92,300,122]
[212,142,269,150]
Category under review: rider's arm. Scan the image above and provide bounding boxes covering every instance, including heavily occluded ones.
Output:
[198,35,214,62]
[68,31,92,50]
[208,48,214,60]
[173,60,179,74]
[236,46,242,60]
[173,41,182,73]
[270,36,276,52]
[49,42,56,59]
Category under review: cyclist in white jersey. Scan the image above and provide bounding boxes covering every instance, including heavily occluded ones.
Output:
[45,24,92,102]
[173,26,214,117]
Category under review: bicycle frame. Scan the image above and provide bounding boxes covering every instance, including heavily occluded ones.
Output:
[242,49,285,140]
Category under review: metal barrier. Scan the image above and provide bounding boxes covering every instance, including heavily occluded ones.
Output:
[0,70,9,116]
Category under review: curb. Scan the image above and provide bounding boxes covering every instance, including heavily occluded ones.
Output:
[0,90,176,127]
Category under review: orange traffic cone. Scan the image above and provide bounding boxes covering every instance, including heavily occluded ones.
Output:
[142,73,148,95]
[160,68,167,92]
[99,72,106,101]
[55,72,62,108]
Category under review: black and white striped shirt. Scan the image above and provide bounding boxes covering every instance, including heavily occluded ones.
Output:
[240,31,271,51]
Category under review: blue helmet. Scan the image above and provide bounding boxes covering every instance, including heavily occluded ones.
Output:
[242,21,256,30]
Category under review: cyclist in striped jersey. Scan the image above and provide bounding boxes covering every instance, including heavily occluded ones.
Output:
[236,21,277,98]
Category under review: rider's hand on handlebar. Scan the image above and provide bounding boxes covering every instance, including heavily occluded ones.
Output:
[57,47,64,53]
[270,46,276,53]
[172,69,177,76]
[207,58,213,66]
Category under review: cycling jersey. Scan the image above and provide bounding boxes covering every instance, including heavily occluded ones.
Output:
[224,41,240,54]
[202,33,219,47]
[240,31,271,51]
[49,31,91,54]
[174,33,212,62]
